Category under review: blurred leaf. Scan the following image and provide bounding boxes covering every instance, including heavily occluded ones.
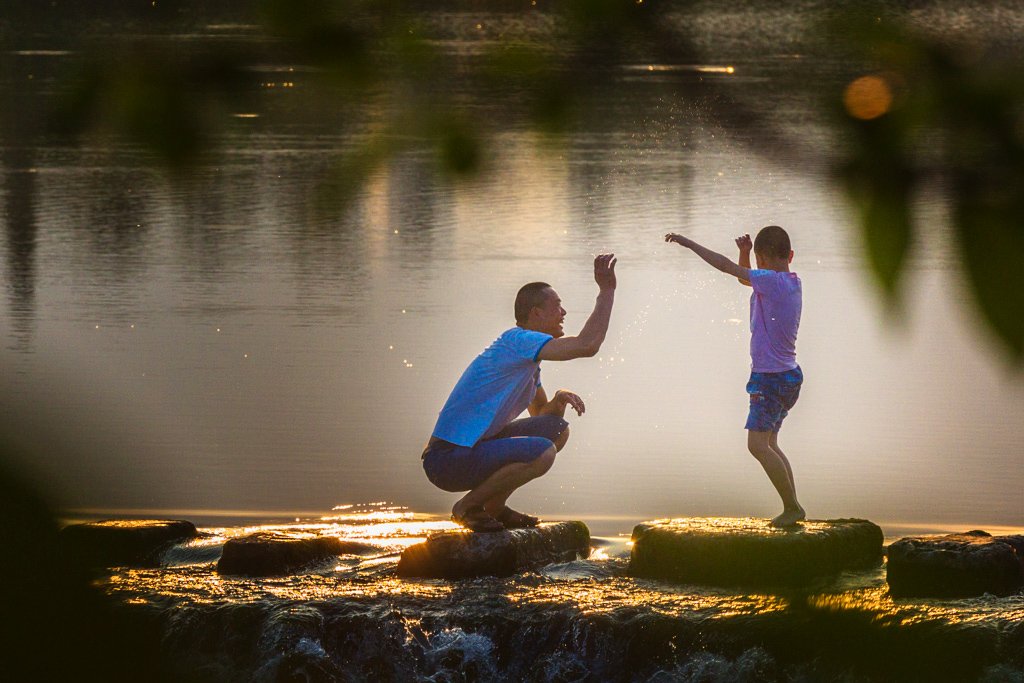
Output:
[838,110,915,301]
[435,116,481,176]
[260,0,338,37]
[955,198,1024,361]
[532,80,574,134]
[114,64,205,168]
[54,57,209,168]
[388,26,440,81]
[260,0,378,86]
[484,44,548,84]
[565,0,658,40]
[952,151,1024,361]
[316,134,397,213]
[847,173,913,303]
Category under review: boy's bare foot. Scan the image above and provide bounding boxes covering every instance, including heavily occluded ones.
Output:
[770,506,806,528]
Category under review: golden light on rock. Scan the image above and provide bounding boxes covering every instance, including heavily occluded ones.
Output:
[843,75,893,120]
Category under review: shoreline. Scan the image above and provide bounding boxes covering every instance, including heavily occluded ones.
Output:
[58,506,1024,541]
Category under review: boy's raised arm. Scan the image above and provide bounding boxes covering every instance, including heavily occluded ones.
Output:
[664,233,750,281]
[735,234,752,287]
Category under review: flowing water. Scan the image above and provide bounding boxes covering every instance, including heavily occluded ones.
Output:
[2,1,1024,680]
[92,505,1024,682]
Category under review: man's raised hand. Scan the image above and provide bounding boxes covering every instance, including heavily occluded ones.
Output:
[594,253,617,291]
[735,234,753,254]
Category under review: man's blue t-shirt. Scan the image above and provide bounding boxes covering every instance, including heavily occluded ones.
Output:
[432,327,553,447]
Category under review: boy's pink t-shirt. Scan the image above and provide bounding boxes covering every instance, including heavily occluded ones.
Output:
[748,269,802,373]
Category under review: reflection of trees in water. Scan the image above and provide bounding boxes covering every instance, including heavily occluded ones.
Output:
[4,1,1023,357]
[386,151,445,259]
[82,168,152,283]
[1,45,43,351]
[2,149,37,352]
[568,79,699,244]
[173,165,261,278]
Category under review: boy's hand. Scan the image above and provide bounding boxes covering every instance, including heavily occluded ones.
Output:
[735,234,753,254]
[594,253,617,291]
[554,390,585,416]
[664,233,690,247]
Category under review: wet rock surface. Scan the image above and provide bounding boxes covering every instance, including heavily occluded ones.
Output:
[217,532,378,576]
[629,517,884,588]
[60,519,199,568]
[886,530,1024,598]
[397,521,591,579]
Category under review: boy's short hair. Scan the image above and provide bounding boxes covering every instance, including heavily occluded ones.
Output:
[515,282,552,325]
[754,225,791,260]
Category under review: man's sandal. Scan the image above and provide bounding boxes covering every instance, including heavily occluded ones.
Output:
[497,506,539,529]
[451,505,505,533]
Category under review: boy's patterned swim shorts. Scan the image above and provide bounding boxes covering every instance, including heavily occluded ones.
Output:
[745,365,803,433]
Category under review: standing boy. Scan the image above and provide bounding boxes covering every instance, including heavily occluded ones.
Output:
[664,226,805,527]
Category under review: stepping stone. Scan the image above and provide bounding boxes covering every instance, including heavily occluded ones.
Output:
[886,530,1024,598]
[629,517,883,588]
[397,521,590,579]
[217,532,378,576]
[60,519,199,568]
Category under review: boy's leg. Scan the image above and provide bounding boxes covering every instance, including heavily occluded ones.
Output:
[769,431,796,493]
[745,368,804,525]
[747,430,804,526]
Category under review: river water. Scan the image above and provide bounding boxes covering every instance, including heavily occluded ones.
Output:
[2,2,1024,680]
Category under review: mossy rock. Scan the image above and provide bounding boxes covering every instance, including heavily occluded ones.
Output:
[60,519,199,568]
[629,517,883,588]
[397,521,591,579]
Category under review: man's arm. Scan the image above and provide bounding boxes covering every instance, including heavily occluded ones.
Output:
[529,386,585,417]
[536,254,616,361]
[735,234,752,287]
[664,233,751,281]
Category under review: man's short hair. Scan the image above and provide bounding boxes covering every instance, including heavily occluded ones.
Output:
[515,282,551,325]
[754,225,791,260]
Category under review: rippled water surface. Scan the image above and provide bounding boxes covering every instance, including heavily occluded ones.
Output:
[2,2,1024,546]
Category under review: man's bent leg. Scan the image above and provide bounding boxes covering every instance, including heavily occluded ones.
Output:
[470,417,568,519]
[553,425,570,452]
[453,444,556,519]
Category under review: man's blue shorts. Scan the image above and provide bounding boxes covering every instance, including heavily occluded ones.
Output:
[745,365,803,433]
[421,415,569,493]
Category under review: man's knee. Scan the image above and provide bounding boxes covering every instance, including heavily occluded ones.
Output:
[554,426,570,452]
[533,444,557,475]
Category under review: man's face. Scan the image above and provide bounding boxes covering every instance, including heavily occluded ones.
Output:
[532,288,566,338]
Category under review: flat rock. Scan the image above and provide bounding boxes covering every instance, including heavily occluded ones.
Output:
[886,530,1024,598]
[217,532,378,576]
[629,517,883,588]
[60,519,198,568]
[397,521,591,579]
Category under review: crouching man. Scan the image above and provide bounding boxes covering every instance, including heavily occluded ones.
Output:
[421,254,617,532]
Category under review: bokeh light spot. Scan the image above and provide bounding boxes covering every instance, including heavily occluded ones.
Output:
[843,75,893,120]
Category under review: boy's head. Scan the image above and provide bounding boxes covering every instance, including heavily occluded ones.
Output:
[753,225,793,269]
